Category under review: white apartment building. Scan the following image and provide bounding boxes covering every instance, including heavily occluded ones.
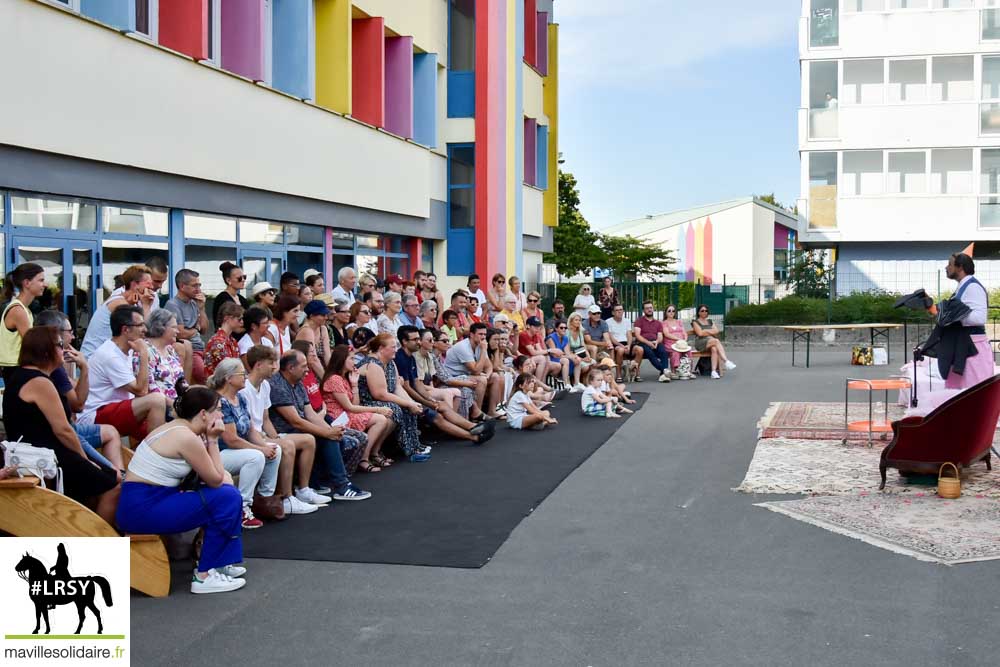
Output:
[798,0,1000,296]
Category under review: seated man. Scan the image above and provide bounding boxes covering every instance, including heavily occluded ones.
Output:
[164,268,209,383]
[78,305,168,442]
[269,350,371,501]
[446,321,504,415]
[518,316,564,385]
[583,305,615,363]
[605,304,642,379]
[395,326,493,444]
[545,299,567,336]
[632,300,671,383]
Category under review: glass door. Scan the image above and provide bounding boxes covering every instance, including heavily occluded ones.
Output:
[240,249,284,301]
[15,238,99,342]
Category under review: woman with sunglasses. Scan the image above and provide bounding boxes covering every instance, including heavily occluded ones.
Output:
[691,305,736,379]
[251,282,278,315]
[486,273,508,321]
[296,300,334,375]
[662,305,694,380]
[545,319,574,388]
[347,301,372,335]
[598,277,621,320]
[521,290,545,324]
[573,284,596,320]
[214,262,250,329]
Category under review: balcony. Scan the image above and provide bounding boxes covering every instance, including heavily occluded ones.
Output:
[801,101,982,148]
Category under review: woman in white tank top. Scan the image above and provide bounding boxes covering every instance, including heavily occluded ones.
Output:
[117,386,248,594]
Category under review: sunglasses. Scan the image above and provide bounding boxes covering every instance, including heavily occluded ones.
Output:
[359,309,371,315]
[233,276,247,282]
[528,299,539,303]
[666,309,676,313]
[557,326,567,330]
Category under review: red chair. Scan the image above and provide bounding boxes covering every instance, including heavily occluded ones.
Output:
[879,374,1000,489]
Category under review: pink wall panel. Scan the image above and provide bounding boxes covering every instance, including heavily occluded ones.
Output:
[384,36,414,138]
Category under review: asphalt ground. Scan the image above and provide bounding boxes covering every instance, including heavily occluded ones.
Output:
[131,348,1000,667]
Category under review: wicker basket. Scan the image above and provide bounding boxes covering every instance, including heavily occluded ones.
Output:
[937,462,961,499]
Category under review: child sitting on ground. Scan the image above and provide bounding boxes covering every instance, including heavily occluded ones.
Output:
[600,364,635,410]
[581,368,621,418]
[506,373,558,430]
[514,355,556,407]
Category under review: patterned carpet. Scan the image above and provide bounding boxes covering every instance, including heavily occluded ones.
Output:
[735,437,999,497]
[758,495,1000,565]
[758,401,908,442]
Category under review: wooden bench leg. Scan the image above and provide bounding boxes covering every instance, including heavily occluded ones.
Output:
[129,536,171,598]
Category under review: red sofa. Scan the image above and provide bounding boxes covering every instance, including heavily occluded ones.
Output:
[879,374,1000,489]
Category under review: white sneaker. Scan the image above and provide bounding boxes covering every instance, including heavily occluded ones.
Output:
[283,495,319,514]
[573,383,587,392]
[191,568,246,594]
[218,564,246,578]
[711,371,721,379]
[658,372,671,383]
[295,487,333,506]
[724,360,736,371]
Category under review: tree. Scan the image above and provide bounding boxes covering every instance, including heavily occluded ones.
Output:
[786,250,830,299]
[756,193,799,216]
[544,170,605,277]
[598,234,676,281]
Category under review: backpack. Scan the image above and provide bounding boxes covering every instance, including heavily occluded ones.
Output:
[1,439,64,493]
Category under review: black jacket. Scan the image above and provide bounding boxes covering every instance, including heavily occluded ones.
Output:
[918,299,977,378]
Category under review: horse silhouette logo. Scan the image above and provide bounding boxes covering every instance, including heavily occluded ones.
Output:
[14,543,113,635]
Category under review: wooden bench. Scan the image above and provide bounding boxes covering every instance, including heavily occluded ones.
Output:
[0,474,170,598]
[782,323,904,368]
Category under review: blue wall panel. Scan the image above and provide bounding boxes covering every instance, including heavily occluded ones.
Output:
[413,53,438,147]
[80,0,134,31]
[272,0,313,99]
[536,125,548,190]
[448,71,475,118]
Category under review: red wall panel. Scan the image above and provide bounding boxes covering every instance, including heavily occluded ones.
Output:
[352,18,386,127]
[524,0,536,67]
[159,0,208,61]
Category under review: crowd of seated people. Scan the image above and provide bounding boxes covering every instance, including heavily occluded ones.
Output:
[0,261,730,595]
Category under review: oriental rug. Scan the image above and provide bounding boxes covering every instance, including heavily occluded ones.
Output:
[757,401,907,442]
[735,437,1000,497]
[757,494,1000,565]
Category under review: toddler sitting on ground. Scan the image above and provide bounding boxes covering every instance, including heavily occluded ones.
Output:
[506,373,558,430]
[581,369,621,418]
[601,365,635,410]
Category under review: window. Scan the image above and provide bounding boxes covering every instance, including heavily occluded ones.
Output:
[980,149,1000,226]
[447,144,476,274]
[932,0,972,7]
[810,0,839,48]
[808,61,839,139]
[103,207,168,236]
[889,0,928,8]
[985,1,1000,40]
[240,220,284,244]
[134,0,158,39]
[982,57,1000,133]
[887,152,926,194]
[842,151,884,196]
[185,214,237,241]
[843,59,884,105]
[285,223,324,248]
[845,0,885,9]
[449,0,475,71]
[888,59,927,102]
[808,152,838,229]
[206,0,222,63]
[930,149,973,194]
[930,56,973,102]
[10,196,97,231]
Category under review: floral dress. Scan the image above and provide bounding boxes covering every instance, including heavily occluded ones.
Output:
[357,356,421,456]
[132,341,184,401]
[321,374,373,431]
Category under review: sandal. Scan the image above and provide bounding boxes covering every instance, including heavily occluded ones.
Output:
[372,454,393,468]
[358,460,382,473]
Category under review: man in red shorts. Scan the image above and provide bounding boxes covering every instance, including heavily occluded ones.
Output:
[78,305,168,441]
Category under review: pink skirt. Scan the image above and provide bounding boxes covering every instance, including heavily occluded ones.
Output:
[944,335,995,390]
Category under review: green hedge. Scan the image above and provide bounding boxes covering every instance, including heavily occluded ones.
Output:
[725,293,933,325]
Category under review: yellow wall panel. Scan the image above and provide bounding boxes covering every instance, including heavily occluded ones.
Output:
[543,23,559,227]
[316,0,352,115]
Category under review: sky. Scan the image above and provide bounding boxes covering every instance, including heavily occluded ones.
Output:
[555,0,802,229]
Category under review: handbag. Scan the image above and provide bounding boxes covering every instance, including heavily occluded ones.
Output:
[1,439,64,493]
[252,492,286,521]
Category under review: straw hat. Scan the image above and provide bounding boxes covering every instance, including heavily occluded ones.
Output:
[671,339,692,353]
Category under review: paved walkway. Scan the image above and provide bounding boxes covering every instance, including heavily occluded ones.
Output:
[131,349,995,666]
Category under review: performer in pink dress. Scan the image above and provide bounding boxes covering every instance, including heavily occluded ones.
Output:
[943,251,992,390]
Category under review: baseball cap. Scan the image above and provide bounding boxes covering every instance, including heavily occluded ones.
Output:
[387,274,405,285]
[304,300,330,317]
[251,281,275,298]
[588,304,602,314]
[525,316,542,327]
[303,268,320,280]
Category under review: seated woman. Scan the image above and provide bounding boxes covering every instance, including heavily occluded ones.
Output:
[662,305,694,380]
[691,305,736,379]
[347,301,373,336]
[2,327,120,525]
[356,333,429,462]
[211,358,284,530]
[267,296,300,356]
[321,344,395,472]
[499,294,526,331]
[505,373,557,431]
[35,310,123,474]
[134,309,187,404]
[565,313,595,392]
[545,319,573,388]
[413,329,463,411]
[116,385,247,594]
[295,300,332,378]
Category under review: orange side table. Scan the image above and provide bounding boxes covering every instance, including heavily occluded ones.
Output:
[843,377,912,446]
